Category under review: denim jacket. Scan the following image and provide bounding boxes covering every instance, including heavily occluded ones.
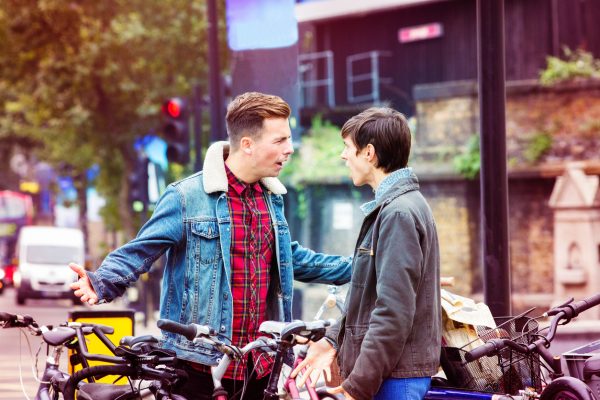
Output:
[87,141,352,365]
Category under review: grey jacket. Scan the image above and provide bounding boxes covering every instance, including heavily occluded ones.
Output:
[329,173,442,400]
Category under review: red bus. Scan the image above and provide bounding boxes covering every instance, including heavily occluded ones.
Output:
[0,191,34,286]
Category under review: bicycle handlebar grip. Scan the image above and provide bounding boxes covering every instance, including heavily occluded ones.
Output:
[0,312,14,322]
[157,319,216,341]
[464,339,504,362]
[568,293,600,318]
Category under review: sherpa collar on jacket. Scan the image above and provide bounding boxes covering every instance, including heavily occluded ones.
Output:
[202,141,287,195]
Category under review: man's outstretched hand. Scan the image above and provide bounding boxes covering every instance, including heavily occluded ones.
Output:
[69,263,99,305]
[290,338,337,389]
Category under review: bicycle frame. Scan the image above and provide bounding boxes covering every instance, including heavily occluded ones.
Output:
[34,339,71,400]
[282,348,320,399]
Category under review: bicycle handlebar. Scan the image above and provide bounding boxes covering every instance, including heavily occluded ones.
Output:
[464,293,600,363]
[464,339,530,362]
[280,319,335,342]
[0,312,37,329]
[157,319,217,341]
[547,292,600,319]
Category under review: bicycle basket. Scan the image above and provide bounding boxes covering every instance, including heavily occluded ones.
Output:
[440,316,542,395]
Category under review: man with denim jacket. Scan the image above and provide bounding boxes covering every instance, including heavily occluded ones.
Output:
[292,107,441,400]
[69,92,351,399]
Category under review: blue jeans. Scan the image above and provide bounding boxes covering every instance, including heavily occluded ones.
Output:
[374,377,431,400]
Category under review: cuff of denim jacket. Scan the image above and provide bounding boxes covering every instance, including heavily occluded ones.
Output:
[86,270,107,304]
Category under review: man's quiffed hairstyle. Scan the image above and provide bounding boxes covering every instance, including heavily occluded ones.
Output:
[341,107,411,172]
[226,92,291,149]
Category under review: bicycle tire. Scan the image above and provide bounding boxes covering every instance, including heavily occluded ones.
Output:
[63,365,138,400]
[540,377,597,400]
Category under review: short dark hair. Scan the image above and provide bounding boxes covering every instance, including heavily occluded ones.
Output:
[341,107,411,172]
[225,92,291,149]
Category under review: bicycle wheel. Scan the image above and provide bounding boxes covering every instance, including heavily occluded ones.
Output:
[540,377,597,400]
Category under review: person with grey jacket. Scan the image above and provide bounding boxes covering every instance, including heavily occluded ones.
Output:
[291,107,442,400]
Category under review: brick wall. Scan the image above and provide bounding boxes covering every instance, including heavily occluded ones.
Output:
[411,79,600,311]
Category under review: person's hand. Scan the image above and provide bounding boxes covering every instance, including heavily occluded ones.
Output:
[328,385,355,400]
[290,338,337,389]
[69,263,99,305]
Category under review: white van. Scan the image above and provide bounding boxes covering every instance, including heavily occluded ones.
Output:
[14,226,84,305]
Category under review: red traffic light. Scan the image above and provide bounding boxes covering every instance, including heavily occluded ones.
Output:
[162,98,185,119]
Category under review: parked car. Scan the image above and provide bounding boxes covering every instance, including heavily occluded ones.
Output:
[14,226,83,305]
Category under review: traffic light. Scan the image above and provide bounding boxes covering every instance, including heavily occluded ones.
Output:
[162,97,190,164]
[128,156,149,211]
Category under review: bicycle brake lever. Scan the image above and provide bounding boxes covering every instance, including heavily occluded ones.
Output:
[545,297,575,316]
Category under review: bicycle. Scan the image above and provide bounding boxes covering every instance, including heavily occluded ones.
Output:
[157,318,343,400]
[426,292,600,400]
[0,311,186,400]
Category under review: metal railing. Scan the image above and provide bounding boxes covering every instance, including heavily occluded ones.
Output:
[299,50,335,108]
[346,50,392,104]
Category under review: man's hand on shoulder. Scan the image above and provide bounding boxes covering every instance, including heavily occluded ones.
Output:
[69,263,99,305]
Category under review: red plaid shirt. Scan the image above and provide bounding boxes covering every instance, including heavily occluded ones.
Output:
[223,165,274,380]
[190,166,275,380]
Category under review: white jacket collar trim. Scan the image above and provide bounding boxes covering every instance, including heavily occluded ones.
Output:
[202,141,287,195]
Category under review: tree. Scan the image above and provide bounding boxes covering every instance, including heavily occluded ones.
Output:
[0,0,217,239]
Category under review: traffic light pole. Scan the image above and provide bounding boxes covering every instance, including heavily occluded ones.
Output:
[477,0,511,317]
[193,84,204,172]
[207,0,224,143]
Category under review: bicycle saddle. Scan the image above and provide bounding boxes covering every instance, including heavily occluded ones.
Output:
[43,327,77,346]
[259,320,286,335]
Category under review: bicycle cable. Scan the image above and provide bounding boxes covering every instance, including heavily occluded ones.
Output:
[18,327,37,400]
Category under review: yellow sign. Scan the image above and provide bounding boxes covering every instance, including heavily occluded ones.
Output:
[68,310,135,384]
[19,181,40,194]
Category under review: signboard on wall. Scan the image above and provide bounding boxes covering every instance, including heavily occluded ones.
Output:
[399,22,443,43]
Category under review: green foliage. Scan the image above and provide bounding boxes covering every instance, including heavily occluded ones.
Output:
[453,134,480,180]
[523,132,552,163]
[280,116,348,186]
[0,0,219,234]
[540,47,600,86]
[280,116,349,219]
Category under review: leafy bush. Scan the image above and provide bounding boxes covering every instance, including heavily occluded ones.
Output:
[523,132,552,163]
[280,116,347,186]
[540,48,600,86]
[453,134,480,179]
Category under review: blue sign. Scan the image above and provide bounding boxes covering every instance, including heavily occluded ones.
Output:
[226,0,298,51]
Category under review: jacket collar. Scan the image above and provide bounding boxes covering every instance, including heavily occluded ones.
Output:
[202,141,287,195]
[378,172,420,207]
[362,172,420,217]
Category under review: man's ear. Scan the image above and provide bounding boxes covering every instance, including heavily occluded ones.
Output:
[365,144,376,162]
[240,137,253,155]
